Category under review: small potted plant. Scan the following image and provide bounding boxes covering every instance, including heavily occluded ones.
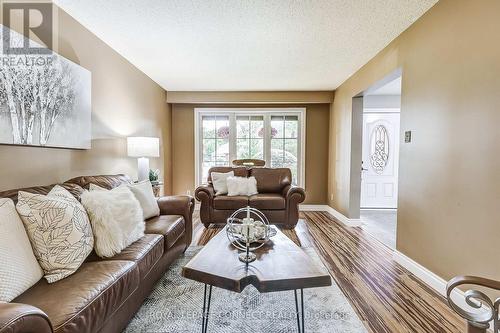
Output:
[149,169,160,186]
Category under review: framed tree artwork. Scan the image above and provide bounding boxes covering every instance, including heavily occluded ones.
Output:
[0,25,91,149]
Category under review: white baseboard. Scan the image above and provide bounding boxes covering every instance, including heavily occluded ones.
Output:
[299,204,330,211]
[325,206,363,227]
[393,250,490,325]
[393,251,449,296]
[360,208,397,211]
[299,204,363,227]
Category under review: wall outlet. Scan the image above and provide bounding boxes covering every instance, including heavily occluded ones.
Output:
[186,190,191,196]
[405,131,412,143]
[330,194,334,201]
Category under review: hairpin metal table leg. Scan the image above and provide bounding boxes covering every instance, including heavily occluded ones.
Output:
[201,284,212,333]
[294,289,305,333]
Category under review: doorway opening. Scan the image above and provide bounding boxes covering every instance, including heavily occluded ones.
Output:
[359,71,401,248]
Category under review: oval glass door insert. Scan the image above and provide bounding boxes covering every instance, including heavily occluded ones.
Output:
[370,124,389,174]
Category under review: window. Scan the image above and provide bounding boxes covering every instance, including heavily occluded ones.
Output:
[270,115,299,180]
[201,115,230,181]
[195,108,305,187]
[236,116,264,160]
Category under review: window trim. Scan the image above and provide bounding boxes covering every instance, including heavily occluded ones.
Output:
[194,107,306,188]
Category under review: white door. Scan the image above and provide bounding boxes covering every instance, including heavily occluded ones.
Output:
[360,112,400,208]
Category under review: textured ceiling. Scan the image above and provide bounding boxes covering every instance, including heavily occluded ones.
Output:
[55,0,437,91]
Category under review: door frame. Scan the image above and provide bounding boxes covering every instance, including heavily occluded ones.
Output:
[348,68,402,219]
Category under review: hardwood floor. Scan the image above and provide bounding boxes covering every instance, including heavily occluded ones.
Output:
[191,211,464,333]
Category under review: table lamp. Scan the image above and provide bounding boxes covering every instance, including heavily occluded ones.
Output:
[127,137,160,181]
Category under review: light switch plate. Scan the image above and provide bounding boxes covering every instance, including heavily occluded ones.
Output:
[405,131,412,143]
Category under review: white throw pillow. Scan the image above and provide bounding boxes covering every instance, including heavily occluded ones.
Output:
[227,176,259,196]
[211,171,234,196]
[247,176,258,196]
[127,181,160,220]
[16,186,94,283]
[81,186,144,258]
[0,198,44,301]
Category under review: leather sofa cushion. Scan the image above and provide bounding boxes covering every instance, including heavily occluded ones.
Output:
[213,196,248,210]
[249,193,286,210]
[64,174,131,190]
[145,215,185,249]
[250,168,292,193]
[14,260,139,333]
[103,235,163,279]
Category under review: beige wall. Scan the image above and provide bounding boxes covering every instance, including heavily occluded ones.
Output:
[172,103,330,204]
[329,0,500,280]
[0,7,171,193]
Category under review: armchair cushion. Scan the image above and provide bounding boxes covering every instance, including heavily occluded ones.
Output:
[249,193,285,210]
[213,196,248,210]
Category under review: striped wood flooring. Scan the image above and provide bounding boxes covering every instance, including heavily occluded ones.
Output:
[191,211,464,333]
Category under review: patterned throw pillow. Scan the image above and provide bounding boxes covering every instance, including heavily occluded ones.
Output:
[16,185,94,283]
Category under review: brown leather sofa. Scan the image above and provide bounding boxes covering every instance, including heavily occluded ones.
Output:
[195,167,305,229]
[0,174,194,333]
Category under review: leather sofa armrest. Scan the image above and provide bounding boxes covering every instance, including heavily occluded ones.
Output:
[195,185,214,228]
[283,186,306,203]
[0,303,52,333]
[282,185,291,197]
[283,185,306,228]
[157,195,195,249]
[195,184,214,202]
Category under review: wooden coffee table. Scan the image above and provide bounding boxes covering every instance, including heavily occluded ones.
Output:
[182,226,332,333]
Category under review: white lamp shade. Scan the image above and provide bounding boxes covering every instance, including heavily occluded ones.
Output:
[127,137,160,157]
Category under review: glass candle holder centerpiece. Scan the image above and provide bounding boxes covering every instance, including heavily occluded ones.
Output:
[226,206,271,263]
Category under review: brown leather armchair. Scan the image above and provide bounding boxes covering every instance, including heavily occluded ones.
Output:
[195,167,305,229]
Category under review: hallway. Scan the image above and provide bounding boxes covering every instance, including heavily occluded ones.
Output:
[360,209,397,248]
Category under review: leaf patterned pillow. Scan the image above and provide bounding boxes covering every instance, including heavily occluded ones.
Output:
[16,185,94,283]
